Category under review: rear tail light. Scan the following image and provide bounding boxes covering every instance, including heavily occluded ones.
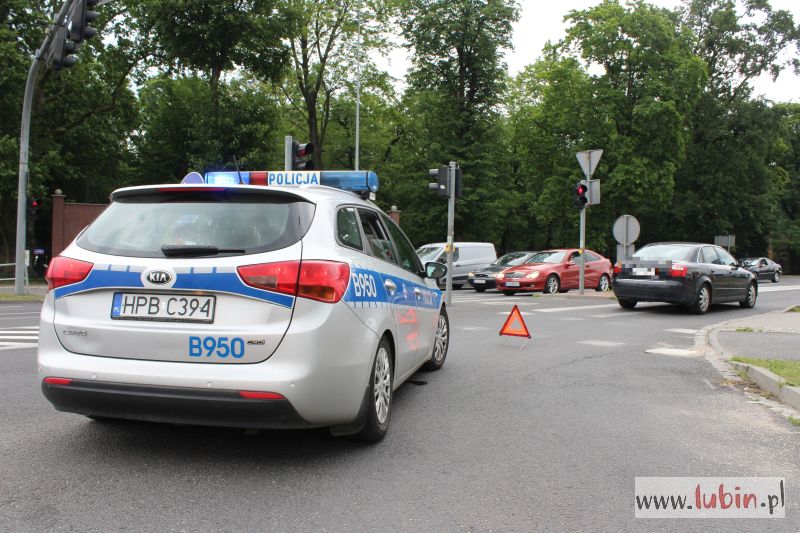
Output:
[43,377,73,385]
[669,263,688,277]
[45,257,94,291]
[238,260,350,304]
[613,263,621,274]
[239,391,285,400]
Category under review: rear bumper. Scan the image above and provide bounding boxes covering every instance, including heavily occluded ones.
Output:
[612,278,694,305]
[42,379,313,429]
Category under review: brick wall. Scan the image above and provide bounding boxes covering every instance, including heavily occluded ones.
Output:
[51,194,107,256]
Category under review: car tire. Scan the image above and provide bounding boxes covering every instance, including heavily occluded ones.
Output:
[473,286,486,293]
[740,282,757,308]
[690,283,712,315]
[544,275,560,294]
[355,337,393,442]
[423,306,449,371]
[618,298,637,309]
[596,274,611,292]
[772,271,780,283]
[502,291,517,296]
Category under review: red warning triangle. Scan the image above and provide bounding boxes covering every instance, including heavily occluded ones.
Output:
[499,305,531,338]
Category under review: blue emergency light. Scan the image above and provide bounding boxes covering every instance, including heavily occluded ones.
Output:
[198,170,379,194]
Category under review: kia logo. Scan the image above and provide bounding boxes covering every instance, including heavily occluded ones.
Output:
[146,270,172,284]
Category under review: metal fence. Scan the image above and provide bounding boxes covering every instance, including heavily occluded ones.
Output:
[0,262,29,285]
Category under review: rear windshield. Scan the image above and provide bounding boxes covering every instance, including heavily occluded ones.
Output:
[633,245,697,262]
[493,252,532,266]
[77,190,316,258]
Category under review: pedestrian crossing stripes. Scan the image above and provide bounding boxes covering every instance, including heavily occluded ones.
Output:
[0,326,38,350]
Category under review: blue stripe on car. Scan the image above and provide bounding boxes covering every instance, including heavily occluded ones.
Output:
[343,266,442,310]
[54,266,295,308]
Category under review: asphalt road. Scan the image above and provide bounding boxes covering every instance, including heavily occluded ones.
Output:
[1,281,799,531]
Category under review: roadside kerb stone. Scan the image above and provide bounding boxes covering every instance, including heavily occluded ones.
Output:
[698,306,800,413]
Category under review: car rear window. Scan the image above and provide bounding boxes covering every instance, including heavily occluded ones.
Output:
[633,245,697,262]
[77,189,316,258]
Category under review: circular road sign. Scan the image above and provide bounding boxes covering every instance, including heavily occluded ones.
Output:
[613,214,640,245]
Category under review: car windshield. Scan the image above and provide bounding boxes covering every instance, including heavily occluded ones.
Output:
[633,245,696,262]
[493,252,532,266]
[742,258,759,266]
[416,246,442,263]
[77,190,315,258]
[528,251,567,264]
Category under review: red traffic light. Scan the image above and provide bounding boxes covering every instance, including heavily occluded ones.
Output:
[576,184,588,195]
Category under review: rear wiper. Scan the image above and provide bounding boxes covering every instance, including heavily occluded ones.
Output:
[161,245,245,257]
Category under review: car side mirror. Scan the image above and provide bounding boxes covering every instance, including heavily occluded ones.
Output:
[425,261,447,279]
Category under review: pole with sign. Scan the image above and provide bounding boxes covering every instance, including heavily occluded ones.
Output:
[575,149,602,295]
[445,161,456,307]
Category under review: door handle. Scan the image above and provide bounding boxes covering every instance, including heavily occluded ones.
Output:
[384,279,397,294]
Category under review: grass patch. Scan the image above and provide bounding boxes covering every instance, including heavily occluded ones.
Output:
[731,357,800,386]
[789,417,800,427]
[788,306,800,313]
[0,294,43,302]
[735,327,756,333]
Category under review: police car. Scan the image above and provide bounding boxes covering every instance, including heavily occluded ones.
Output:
[38,170,449,441]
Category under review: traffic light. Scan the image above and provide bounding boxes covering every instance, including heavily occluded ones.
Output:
[428,166,448,197]
[28,197,39,218]
[67,0,100,44]
[46,26,78,70]
[574,180,589,210]
[292,141,315,170]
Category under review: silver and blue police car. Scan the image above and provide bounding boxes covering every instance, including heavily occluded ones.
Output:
[38,170,449,441]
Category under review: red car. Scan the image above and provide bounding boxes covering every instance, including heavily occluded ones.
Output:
[497,249,612,295]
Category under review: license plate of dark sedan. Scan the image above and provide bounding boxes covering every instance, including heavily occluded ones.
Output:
[111,293,216,323]
[633,268,655,276]
[474,279,485,284]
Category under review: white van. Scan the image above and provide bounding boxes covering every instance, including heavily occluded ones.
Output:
[416,242,496,288]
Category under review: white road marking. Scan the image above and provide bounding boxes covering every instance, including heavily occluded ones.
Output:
[0,343,37,350]
[702,378,717,390]
[458,326,490,331]
[645,348,700,357]
[497,311,534,316]
[590,313,620,318]
[535,303,619,313]
[577,340,625,347]
[666,328,699,335]
[759,285,800,292]
[0,312,42,317]
[560,317,586,321]
[0,335,39,340]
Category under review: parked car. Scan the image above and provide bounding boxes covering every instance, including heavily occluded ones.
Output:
[467,251,539,292]
[496,249,612,295]
[416,242,496,289]
[741,257,782,283]
[612,242,757,314]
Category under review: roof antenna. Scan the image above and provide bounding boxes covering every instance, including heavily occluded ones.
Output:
[233,155,243,184]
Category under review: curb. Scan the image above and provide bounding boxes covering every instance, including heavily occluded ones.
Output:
[697,306,800,413]
[729,361,800,412]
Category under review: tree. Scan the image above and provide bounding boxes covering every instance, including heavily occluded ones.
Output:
[281,0,392,170]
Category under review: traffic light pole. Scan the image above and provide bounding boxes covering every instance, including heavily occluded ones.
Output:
[579,207,586,295]
[284,135,292,171]
[445,161,456,307]
[15,0,72,295]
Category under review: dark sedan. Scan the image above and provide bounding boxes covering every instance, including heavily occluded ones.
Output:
[741,257,782,283]
[612,243,757,314]
[467,251,538,292]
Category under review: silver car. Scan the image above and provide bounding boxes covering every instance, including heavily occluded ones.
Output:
[38,171,450,441]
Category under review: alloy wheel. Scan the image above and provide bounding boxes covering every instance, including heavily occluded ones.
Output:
[373,346,391,424]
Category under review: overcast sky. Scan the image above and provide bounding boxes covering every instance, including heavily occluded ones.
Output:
[377,0,800,103]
